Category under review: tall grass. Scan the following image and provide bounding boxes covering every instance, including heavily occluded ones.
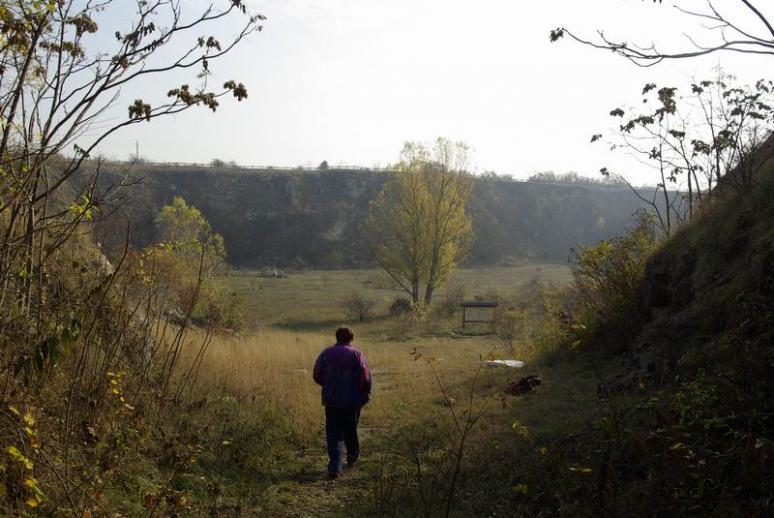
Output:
[184,328,516,441]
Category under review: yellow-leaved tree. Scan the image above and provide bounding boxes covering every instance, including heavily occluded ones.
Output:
[151,196,242,329]
[367,138,474,306]
[155,196,226,262]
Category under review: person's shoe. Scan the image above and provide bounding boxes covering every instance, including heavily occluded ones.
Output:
[345,458,358,469]
[327,472,341,480]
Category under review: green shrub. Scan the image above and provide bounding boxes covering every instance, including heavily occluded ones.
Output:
[495,308,523,351]
[341,290,378,322]
[571,211,658,329]
[146,196,245,330]
[199,286,246,330]
[389,297,412,316]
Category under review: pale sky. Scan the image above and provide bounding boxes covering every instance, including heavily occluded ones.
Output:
[93,0,769,180]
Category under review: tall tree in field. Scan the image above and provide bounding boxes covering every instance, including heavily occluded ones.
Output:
[367,138,473,306]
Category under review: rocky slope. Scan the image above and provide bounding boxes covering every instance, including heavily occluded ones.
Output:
[595,167,774,515]
[81,163,646,268]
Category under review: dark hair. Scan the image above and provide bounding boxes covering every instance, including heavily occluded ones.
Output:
[335,326,354,344]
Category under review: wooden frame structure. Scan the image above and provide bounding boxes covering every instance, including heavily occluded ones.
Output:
[460,301,498,333]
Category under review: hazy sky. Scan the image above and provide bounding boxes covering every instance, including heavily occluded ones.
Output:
[93,0,769,180]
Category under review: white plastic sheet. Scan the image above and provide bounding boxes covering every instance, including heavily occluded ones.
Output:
[482,360,525,369]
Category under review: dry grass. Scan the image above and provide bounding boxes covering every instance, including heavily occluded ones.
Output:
[181,265,574,445]
[185,327,528,441]
[165,272,612,517]
[162,265,601,515]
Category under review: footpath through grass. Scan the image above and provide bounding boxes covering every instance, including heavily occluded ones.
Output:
[186,332,614,515]
[176,264,623,515]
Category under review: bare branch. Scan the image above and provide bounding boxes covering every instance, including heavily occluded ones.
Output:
[554,0,774,67]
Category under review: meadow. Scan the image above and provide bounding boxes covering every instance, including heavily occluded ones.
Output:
[178,264,616,516]
[207,263,574,438]
[225,264,572,328]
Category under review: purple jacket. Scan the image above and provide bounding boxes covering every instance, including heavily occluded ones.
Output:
[313,343,371,410]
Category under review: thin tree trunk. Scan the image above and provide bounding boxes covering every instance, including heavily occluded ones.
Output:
[659,147,671,235]
[423,283,435,306]
[687,167,694,220]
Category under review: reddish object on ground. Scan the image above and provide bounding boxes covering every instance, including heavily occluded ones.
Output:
[505,375,542,396]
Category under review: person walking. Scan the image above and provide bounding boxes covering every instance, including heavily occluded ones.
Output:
[313,326,372,479]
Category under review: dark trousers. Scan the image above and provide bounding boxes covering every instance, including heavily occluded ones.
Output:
[325,406,361,475]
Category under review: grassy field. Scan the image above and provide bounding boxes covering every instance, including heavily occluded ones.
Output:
[171,264,618,516]
[187,326,611,516]
[225,264,571,329]
[201,264,575,443]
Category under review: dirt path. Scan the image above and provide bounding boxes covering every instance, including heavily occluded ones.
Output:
[255,365,405,516]
[260,449,372,517]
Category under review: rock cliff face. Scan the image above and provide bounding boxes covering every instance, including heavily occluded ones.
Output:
[82,163,647,268]
[636,176,774,361]
[581,163,774,517]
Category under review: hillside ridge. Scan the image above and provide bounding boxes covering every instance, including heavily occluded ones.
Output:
[79,162,647,268]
